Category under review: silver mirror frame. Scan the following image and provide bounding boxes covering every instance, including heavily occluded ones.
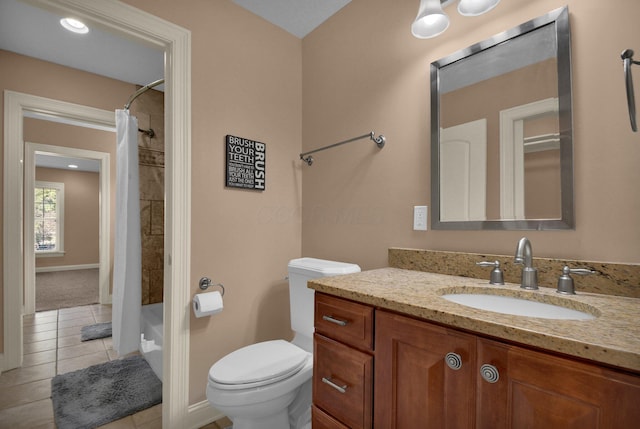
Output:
[430,6,574,230]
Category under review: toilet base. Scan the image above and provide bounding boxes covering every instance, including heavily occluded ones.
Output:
[229,409,289,429]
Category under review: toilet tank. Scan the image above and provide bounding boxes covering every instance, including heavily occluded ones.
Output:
[287,258,360,349]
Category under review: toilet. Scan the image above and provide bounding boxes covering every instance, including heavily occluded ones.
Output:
[206,258,361,429]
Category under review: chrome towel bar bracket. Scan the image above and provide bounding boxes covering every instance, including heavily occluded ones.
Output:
[300,131,386,166]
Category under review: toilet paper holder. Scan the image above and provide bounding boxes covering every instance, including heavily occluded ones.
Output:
[198,277,225,296]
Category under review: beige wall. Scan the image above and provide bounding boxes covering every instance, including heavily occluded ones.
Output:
[34,167,100,268]
[301,0,640,269]
[122,0,303,403]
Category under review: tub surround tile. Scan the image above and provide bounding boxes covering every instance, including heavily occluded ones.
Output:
[309,267,640,373]
[389,248,640,298]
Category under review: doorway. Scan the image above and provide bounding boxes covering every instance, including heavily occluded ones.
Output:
[24,141,112,314]
[2,1,192,427]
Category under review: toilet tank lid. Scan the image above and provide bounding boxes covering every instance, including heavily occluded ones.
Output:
[288,258,360,276]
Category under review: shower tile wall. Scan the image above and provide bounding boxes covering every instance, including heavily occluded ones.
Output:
[130,88,164,305]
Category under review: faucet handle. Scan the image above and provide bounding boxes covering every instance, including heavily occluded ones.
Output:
[557,266,596,295]
[476,261,505,285]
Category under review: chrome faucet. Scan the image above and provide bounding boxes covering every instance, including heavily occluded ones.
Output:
[514,237,538,290]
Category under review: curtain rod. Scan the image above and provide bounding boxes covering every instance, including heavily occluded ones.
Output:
[299,131,386,166]
[124,78,165,110]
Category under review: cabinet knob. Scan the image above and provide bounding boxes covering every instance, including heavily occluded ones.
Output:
[322,315,348,326]
[480,364,500,383]
[445,352,463,370]
[321,376,347,394]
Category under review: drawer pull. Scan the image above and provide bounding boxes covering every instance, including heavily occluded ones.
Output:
[322,315,348,326]
[322,377,348,393]
[445,352,463,370]
[480,364,500,383]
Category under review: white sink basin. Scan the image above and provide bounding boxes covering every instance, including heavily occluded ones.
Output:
[441,293,597,320]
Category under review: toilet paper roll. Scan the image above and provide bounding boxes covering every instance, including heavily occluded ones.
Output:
[193,291,224,318]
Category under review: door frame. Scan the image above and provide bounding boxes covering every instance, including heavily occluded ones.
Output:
[3,0,194,427]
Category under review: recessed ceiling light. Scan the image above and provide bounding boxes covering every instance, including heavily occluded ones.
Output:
[60,18,89,34]
[68,164,79,169]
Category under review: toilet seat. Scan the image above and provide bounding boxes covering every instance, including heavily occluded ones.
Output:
[208,340,310,390]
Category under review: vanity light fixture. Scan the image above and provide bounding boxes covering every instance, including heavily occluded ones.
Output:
[60,17,89,34]
[411,0,500,39]
[68,164,79,169]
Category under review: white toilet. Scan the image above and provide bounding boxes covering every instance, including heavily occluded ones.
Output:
[206,258,361,429]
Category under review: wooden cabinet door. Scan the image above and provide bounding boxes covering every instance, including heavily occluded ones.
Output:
[477,338,640,429]
[374,310,476,428]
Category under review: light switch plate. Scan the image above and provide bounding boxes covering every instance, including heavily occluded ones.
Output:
[413,206,428,230]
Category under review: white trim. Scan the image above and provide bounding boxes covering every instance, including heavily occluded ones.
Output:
[4,1,192,427]
[35,263,100,273]
[499,97,559,219]
[25,142,111,314]
[187,401,224,429]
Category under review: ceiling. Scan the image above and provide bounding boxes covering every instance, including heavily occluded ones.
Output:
[0,0,351,91]
[1,0,350,171]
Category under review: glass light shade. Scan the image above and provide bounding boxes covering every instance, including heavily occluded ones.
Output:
[60,18,89,34]
[411,0,450,39]
[457,0,501,16]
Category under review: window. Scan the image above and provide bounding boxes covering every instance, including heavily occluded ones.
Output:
[34,181,64,254]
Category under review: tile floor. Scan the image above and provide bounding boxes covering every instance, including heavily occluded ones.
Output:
[0,304,232,429]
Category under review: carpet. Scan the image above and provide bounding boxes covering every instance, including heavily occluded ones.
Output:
[36,268,99,311]
[51,355,162,429]
[81,322,112,341]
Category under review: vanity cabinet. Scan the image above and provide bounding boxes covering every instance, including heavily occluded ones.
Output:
[312,293,374,428]
[376,309,640,429]
[313,293,640,429]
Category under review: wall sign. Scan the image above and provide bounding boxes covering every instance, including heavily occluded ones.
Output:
[225,135,266,191]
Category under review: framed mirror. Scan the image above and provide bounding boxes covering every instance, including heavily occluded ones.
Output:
[431,6,573,230]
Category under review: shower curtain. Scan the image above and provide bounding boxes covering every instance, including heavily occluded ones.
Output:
[112,109,142,356]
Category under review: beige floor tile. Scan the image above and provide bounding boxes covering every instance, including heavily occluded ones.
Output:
[0,378,51,411]
[57,333,83,348]
[58,340,106,360]
[24,314,57,327]
[58,325,83,338]
[0,363,55,387]
[132,404,162,426]
[136,417,163,429]
[94,313,113,323]
[56,350,109,374]
[58,305,93,316]
[24,339,57,354]
[0,398,54,429]
[24,321,58,334]
[24,329,57,344]
[58,316,96,329]
[95,415,136,428]
[23,349,57,367]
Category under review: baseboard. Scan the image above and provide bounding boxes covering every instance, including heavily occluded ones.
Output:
[35,263,100,273]
[187,400,224,429]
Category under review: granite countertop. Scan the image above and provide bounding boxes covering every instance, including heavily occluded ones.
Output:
[308,268,640,373]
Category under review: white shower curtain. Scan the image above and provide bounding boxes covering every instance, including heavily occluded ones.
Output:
[113,109,142,356]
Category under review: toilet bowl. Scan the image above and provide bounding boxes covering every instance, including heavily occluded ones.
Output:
[206,258,360,429]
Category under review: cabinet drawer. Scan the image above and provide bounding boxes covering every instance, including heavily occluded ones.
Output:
[312,405,350,429]
[314,293,373,351]
[314,334,373,429]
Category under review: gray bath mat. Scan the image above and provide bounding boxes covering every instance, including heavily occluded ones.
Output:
[51,354,162,429]
[80,322,112,341]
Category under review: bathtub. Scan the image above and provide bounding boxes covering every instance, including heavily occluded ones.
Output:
[140,303,163,381]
